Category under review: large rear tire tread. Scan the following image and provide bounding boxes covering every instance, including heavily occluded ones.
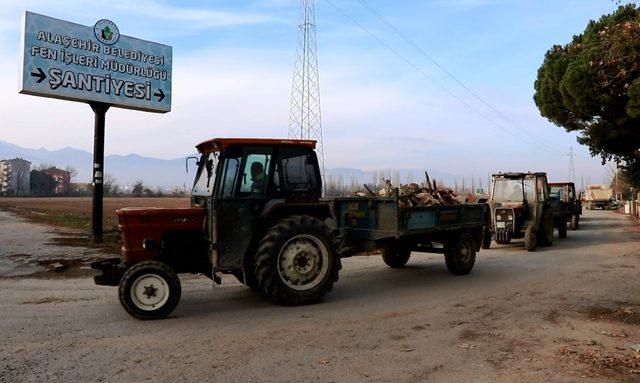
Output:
[558,221,568,239]
[444,232,476,276]
[118,260,181,320]
[481,227,492,249]
[524,226,537,252]
[570,215,579,231]
[539,212,554,247]
[254,215,341,306]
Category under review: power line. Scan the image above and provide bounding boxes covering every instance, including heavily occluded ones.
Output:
[355,0,566,154]
[322,0,563,156]
[568,146,576,182]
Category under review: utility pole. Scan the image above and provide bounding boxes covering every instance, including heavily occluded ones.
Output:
[289,0,325,181]
[568,146,576,183]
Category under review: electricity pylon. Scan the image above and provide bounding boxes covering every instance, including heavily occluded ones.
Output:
[288,0,325,179]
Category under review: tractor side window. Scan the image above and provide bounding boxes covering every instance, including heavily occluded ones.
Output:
[192,153,217,196]
[219,156,241,199]
[536,177,547,201]
[239,153,271,197]
[278,147,320,194]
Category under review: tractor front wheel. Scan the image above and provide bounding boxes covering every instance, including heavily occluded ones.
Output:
[118,261,181,320]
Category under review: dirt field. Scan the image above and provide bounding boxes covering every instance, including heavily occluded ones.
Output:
[0,197,190,230]
[1,209,640,382]
[0,197,190,247]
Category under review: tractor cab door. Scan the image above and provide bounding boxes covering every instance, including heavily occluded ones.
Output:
[215,146,273,270]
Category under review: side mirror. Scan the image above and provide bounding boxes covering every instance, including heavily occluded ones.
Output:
[185,156,199,173]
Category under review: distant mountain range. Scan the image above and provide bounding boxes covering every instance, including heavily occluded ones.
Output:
[0,139,464,189]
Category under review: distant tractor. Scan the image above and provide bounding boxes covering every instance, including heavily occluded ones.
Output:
[549,182,581,230]
[482,172,555,252]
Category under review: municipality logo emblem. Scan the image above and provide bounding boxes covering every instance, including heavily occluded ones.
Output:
[94,19,119,45]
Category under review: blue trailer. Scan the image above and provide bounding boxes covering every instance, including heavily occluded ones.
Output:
[328,196,490,274]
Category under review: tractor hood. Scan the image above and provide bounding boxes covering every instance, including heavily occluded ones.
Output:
[493,201,525,209]
[117,207,206,263]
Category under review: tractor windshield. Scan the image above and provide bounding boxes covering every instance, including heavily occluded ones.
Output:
[192,153,217,196]
[492,179,536,203]
[549,186,565,200]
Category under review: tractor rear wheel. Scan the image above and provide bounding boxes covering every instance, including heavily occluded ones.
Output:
[254,215,341,306]
[118,261,181,320]
[524,225,537,252]
[481,227,492,249]
[570,215,579,230]
[558,220,568,238]
[381,246,411,268]
[539,212,554,247]
[444,232,476,275]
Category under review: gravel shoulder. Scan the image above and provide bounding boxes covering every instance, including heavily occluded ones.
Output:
[1,210,640,382]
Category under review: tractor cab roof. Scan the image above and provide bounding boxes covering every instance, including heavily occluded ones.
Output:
[491,172,547,179]
[549,182,575,187]
[196,138,316,154]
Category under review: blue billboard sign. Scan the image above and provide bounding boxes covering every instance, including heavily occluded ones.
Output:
[19,11,172,113]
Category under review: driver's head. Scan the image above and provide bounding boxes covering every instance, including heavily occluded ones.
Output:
[251,162,264,178]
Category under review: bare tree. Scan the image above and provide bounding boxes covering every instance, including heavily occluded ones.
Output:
[35,163,56,171]
[64,166,78,182]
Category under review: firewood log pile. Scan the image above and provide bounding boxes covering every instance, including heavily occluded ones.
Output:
[354,172,461,208]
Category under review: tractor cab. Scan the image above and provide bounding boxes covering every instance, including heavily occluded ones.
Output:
[483,172,554,251]
[190,138,325,270]
[549,182,581,230]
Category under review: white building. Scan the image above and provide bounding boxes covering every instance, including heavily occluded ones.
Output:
[0,158,31,196]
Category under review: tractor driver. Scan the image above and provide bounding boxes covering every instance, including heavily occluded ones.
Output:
[250,162,266,195]
[508,184,524,201]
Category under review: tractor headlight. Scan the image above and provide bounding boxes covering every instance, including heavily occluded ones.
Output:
[496,214,502,221]
[508,215,513,221]
[142,238,156,251]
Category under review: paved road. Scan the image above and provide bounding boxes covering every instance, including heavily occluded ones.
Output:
[1,210,640,382]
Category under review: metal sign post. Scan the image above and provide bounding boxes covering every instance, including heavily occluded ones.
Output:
[90,102,110,242]
[19,12,172,241]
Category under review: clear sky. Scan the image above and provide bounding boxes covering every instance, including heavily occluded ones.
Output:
[0,0,622,184]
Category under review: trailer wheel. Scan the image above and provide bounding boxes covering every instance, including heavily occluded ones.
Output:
[444,232,476,275]
[524,226,537,252]
[254,215,341,306]
[381,247,411,268]
[570,215,579,230]
[118,261,181,320]
[558,220,568,238]
[481,227,492,249]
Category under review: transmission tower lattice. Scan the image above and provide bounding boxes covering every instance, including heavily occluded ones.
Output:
[288,0,325,179]
[568,146,576,183]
